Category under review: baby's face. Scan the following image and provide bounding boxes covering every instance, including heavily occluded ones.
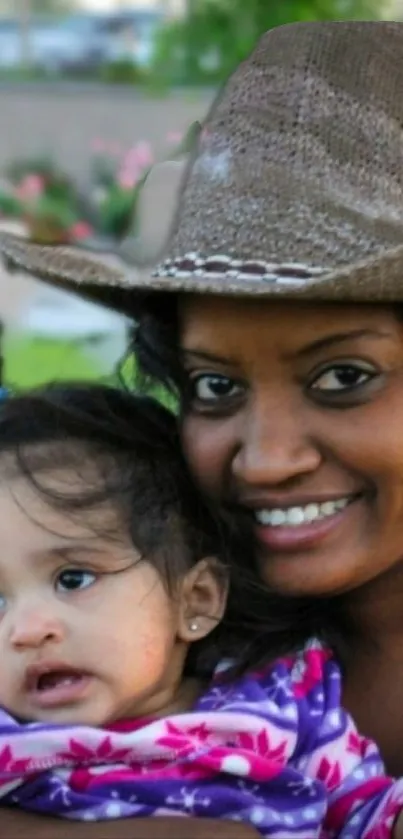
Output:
[0,474,189,726]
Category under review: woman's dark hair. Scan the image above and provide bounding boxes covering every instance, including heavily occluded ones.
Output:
[0,382,325,679]
[129,293,183,397]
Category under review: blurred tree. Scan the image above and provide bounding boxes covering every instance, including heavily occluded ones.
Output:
[153,0,384,85]
[30,0,75,12]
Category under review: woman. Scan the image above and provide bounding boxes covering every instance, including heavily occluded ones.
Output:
[2,17,403,833]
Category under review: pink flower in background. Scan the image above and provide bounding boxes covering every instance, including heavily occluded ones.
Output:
[90,138,106,154]
[0,131,187,239]
[117,169,139,190]
[166,131,183,145]
[127,140,154,169]
[15,174,44,200]
[69,220,93,241]
[117,142,153,191]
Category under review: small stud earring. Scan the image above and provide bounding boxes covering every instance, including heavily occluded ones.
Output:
[189,621,198,631]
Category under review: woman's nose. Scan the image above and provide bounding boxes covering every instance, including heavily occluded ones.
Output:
[232,396,321,487]
[8,605,64,650]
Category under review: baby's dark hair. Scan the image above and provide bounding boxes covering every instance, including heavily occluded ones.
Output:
[0,383,224,588]
[0,383,321,677]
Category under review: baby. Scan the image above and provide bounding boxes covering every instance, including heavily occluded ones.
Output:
[0,383,402,838]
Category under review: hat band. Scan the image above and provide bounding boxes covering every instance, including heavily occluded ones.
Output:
[153,252,328,286]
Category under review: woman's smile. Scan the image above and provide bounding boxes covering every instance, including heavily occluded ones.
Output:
[253,493,362,552]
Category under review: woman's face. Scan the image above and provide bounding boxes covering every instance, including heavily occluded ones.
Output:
[179,296,403,598]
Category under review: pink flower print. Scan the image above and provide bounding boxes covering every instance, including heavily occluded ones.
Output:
[185,723,217,742]
[156,721,208,759]
[316,756,342,791]
[235,728,287,762]
[291,648,330,698]
[0,744,32,783]
[347,730,374,758]
[231,729,289,781]
[59,736,134,767]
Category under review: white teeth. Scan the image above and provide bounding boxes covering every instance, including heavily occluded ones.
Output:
[288,508,306,525]
[270,509,287,526]
[255,497,351,528]
[305,504,319,521]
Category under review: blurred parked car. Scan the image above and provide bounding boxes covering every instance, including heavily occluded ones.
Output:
[31,15,109,75]
[0,10,164,75]
[99,9,164,68]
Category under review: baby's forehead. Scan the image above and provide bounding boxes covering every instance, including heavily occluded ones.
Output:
[0,462,123,543]
[0,479,135,583]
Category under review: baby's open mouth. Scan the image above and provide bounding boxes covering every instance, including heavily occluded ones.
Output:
[25,665,91,707]
[36,671,84,691]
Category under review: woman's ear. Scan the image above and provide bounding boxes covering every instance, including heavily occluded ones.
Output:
[177,557,228,643]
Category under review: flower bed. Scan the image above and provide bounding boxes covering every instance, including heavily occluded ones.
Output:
[0,128,191,246]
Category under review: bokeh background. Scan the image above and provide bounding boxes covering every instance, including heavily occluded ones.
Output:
[0,0,399,389]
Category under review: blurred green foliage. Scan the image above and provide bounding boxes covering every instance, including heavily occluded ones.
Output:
[151,0,383,86]
[99,59,146,86]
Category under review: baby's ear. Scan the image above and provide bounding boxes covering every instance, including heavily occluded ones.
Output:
[177,557,228,642]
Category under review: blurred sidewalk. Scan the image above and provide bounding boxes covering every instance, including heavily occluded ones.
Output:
[0,85,212,178]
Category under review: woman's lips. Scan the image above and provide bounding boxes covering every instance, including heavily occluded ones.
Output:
[253,495,360,552]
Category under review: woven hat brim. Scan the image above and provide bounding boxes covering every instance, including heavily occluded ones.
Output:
[2,232,403,312]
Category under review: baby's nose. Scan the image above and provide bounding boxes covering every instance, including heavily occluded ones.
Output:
[8,605,64,650]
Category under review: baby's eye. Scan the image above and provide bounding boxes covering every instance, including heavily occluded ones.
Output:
[310,363,375,393]
[0,593,6,613]
[56,570,97,593]
[190,373,243,403]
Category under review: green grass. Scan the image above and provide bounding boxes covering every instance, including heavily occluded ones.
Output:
[3,334,102,389]
[2,333,177,418]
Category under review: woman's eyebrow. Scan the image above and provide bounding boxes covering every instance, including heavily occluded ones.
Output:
[293,329,393,359]
[180,348,238,365]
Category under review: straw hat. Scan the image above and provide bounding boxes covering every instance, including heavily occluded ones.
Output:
[2,19,403,312]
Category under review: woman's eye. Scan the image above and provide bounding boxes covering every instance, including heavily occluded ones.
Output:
[190,374,243,402]
[56,569,97,593]
[310,364,375,392]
